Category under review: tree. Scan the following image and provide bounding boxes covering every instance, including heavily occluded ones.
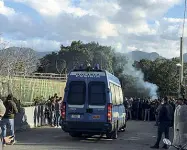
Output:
[0,47,39,76]
[0,42,39,95]
[38,41,185,98]
[56,59,66,74]
[39,41,114,73]
[135,58,180,97]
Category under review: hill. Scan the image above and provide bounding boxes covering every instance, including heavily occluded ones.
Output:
[127,50,164,61]
[0,47,56,59]
[3,47,187,62]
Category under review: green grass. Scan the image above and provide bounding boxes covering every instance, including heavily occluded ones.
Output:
[0,77,66,103]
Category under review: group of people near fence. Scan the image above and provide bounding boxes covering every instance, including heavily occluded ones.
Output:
[44,94,63,128]
[0,93,62,148]
[124,96,186,149]
[124,97,176,125]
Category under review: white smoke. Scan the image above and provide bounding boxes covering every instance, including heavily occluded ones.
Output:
[123,57,158,99]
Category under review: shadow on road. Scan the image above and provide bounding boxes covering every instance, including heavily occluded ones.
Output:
[14,128,115,146]
[4,121,169,150]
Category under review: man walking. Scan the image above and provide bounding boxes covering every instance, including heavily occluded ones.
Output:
[150,97,173,149]
[1,94,18,146]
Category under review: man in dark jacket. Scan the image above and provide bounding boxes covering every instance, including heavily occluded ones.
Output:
[1,94,18,146]
[0,98,14,149]
[150,96,173,149]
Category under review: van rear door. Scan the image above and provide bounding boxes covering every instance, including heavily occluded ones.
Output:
[66,81,86,121]
[87,81,107,122]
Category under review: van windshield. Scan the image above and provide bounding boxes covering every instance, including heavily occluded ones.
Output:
[67,81,86,105]
[88,82,106,105]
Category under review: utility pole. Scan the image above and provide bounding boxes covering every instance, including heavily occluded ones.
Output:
[179,37,184,98]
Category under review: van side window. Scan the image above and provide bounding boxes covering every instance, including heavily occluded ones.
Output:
[67,81,86,105]
[109,83,116,105]
[88,82,106,105]
[114,85,120,105]
[119,87,123,104]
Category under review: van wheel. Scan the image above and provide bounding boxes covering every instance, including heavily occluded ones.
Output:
[106,122,118,139]
[69,132,82,137]
[106,132,113,139]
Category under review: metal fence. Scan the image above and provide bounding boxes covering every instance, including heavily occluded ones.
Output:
[14,72,67,81]
[0,73,67,104]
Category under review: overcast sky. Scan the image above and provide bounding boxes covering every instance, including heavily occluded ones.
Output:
[0,0,187,58]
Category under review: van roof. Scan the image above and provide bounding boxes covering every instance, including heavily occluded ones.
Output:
[68,69,121,86]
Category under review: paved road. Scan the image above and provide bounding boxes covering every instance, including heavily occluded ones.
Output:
[4,121,173,150]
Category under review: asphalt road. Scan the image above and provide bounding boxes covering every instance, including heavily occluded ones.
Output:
[4,121,173,150]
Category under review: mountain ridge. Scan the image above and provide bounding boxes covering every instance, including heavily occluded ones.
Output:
[1,47,186,61]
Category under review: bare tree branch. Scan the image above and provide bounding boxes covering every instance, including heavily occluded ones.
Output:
[56,59,66,74]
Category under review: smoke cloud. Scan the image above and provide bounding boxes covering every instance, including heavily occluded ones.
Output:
[123,57,158,99]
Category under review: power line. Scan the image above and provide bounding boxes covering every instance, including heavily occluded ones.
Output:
[182,0,187,38]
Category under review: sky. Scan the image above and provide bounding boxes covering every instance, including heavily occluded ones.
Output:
[0,0,186,58]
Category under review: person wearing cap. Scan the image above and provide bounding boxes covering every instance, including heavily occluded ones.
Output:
[0,98,14,148]
[150,96,174,149]
[1,94,18,146]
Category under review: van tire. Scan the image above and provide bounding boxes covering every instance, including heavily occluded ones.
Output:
[69,132,82,137]
[106,122,118,139]
[106,132,113,139]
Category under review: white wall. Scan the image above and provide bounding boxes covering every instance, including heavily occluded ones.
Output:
[14,105,46,131]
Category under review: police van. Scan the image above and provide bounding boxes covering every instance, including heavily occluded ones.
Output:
[61,64,126,139]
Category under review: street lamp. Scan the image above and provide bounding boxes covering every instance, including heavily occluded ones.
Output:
[176,63,182,98]
[176,63,182,67]
[176,63,184,98]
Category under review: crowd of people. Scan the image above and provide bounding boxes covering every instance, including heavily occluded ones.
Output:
[123,97,187,149]
[124,97,176,123]
[43,94,63,128]
[0,93,186,149]
[123,97,186,149]
[0,93,63,148]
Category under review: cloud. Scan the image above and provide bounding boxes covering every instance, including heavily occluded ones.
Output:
[0,0,185,58]
[10,0,89,17]
[2,36,60,51]
[0,0,15,16]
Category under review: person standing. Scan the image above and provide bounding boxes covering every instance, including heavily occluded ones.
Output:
[1,94,18,146]
[150,96,173,149]
[54,99,61,128]
[126,99,132,120]
[0,98,14,149]
[44,100,50,125]
[50,97,56,127]
[155,100,162,126]
[144,100,150,121]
